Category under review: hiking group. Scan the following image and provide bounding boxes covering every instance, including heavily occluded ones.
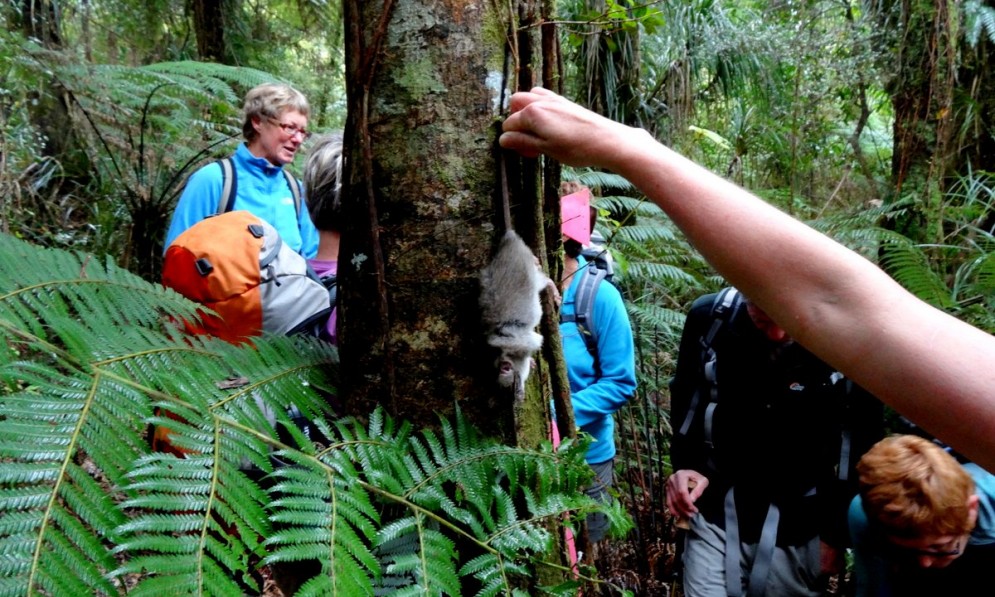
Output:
[158,80,995,595]
[158,82,639,562]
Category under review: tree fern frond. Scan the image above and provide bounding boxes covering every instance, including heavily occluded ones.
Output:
[374,516,461,595]
[1,234,616,594]
[624,261,700,285]
[563,168,638,194]
[878,240,958,310]
[964,0,995,46]
[595,194,665,220]
[610,223,680,244]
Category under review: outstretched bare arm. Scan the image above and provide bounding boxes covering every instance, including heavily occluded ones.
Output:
[500,87,995,472]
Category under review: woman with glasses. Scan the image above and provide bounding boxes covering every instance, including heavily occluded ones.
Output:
[848,434,995,595]
[164,82,319,257]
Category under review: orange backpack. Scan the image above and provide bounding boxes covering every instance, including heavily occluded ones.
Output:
[161,210,331,344]
[154,210,332,456]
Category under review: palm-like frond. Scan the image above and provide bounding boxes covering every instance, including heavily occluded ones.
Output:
[13,42,285,276]
[563,169,638,196]
[0,233,609,595]
[964,0,995,47]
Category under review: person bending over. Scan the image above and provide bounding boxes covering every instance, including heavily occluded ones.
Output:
[849,434,995,596]
[668,289,881,596]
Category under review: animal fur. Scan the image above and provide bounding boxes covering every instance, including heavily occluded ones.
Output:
[479,230,548,391]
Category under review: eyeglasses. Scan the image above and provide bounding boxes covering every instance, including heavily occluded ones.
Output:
[885,536,963,559]
[267,118,312,141]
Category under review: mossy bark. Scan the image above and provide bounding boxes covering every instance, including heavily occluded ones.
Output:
[339,0,569,449]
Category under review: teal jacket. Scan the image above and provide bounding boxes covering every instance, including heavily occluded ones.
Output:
[559,256,637,464]
[849,461,995,596]
[164,143,318,257]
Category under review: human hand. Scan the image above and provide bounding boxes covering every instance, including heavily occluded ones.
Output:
[545,277,562,308]
[819,541,844,576]
[500,88,648,170]
[665,469,708,523]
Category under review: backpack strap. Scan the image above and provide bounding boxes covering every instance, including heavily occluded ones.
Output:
[560,261,609,376]
[215,157,303,220]
[676,288,745,452]
[320,273,337,309]
[581,246,614,281]
[830,371,854,481]
[216,157,237,214]
[723,487,784,597]
[283,168,303,220]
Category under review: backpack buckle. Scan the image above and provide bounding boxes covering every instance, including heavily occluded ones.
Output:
[195,258,214,277]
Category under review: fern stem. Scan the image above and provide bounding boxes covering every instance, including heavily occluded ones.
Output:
[27,370,103,595]
[0,317,77,367]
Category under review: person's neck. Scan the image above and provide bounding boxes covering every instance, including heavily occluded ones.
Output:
[245,141,284,167]
[562,254,579,293]
[315,230,340,261]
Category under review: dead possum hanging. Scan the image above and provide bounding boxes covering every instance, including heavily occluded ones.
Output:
[479,230,552,391]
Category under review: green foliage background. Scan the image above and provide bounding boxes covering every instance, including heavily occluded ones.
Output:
[3,0,995,593]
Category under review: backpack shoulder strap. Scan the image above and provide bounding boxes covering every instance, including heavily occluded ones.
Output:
[321,273,337,307]
[215,158,302,220]
[829,372,854,481]
[561,263,608,375]
[283,169,302,219]
[701,288,744,456]
[676,288,745,445]
[703,287,743,346]
[216,157,237,214]
[581,246,614,281]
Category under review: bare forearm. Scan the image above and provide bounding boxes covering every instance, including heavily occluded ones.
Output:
[609,130,995,471]
[500,87,995,471]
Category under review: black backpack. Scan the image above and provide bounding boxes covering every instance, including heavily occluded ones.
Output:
[560,245,615,376]
[673,288,870,597]
[676,288,863,477]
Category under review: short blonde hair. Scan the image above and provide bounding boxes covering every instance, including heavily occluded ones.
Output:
[242,83,310,142]
[858,434,975,538]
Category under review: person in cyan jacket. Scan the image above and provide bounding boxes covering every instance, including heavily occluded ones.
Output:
[165,82,318,257]
[558,184,637,544]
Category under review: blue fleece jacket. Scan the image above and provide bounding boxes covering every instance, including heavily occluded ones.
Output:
[560,256,637,464]
[164,143,318,257]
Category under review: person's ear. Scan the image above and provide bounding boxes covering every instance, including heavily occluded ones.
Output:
[251,116,264,134]
[967,494,980,529]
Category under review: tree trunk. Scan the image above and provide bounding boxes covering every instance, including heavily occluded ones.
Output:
[879,0,950,245]
[15,0,61,46]
[886,0,964,199]
[339,0,570,454]
[11,0,88,188]
[953,35,995,180]
[191,0,232,64]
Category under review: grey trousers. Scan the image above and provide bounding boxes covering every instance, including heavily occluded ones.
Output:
[682,512,822,597]
[584,458,614,542]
